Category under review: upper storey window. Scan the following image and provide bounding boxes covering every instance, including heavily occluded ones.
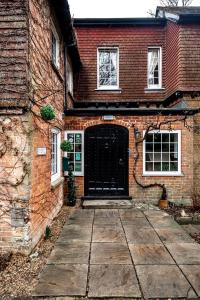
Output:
[148,47,162,89]
[52,24,60,68]
[97,48,119,90]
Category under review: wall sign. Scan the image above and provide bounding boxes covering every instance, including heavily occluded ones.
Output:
[37,147,47,156]
[102,115,115,121]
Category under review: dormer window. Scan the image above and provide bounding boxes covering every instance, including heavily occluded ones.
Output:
[148,47,162,89]
[51,25,60,68]
[97,48,119,90]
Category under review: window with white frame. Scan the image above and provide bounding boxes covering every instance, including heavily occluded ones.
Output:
[147,47,162,89]
[64,131,84,176]
[143,130,181,175]
[97,48,119,89]
[51,128,61,182]
[52,25,60,68]
[67,59,73,95]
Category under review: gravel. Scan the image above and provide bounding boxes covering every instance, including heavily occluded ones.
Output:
[0,204,76,300]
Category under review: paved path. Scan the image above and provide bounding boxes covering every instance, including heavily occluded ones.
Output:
[33,208,200,299]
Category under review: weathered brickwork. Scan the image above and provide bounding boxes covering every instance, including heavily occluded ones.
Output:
[64,115,194,205]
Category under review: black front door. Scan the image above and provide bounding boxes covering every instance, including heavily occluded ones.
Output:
[85,124,129,196]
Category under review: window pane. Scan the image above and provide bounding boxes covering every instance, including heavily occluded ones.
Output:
[154,162,161,171]
[162,153,169,162]
[154,153,161,162]
[75,163,82,172]
[162,143,169,152]
[170,162,178,171]
[170,153,178,161]
[170,133,178,143]
[99,49,117,87]
[146,153,153,161]
[162,162,169,172]
[154,143,161,152]
[146,162,153,171]
[162,133,169,143]
[75,144,82,152]
[146,143,153,152]
[75,153,81,161]
[148,48,160,87]
[67,134,74,143]
[68,162,74,171]
[154,133,161,143]
[75,134,82,143]
[146,133,153,143]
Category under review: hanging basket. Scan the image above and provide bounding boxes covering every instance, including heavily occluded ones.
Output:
[40,105,55,121]
[60,140,72,152]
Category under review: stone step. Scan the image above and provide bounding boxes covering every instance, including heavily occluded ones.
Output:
[82,199,133,209]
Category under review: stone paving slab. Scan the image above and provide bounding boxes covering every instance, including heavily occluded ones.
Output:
[57,225,92,243]
[165,242,200,264]
[47,242,90,265]
[92,225,125,243]
[94,209,119,218]
[148,216,180,229]
[136,265,197,299]
[33,264,88,297]
[121,216,151,227]
[119,208,145,219]
[129,243,175,265]
[124,226,162,244]
[94,216,121,225]
[143,209,170,217]
[91,242,132,264]
[88,264,141,298]
[180,265,200,297]
[155,227,195,244]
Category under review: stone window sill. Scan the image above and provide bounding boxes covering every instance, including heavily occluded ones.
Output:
[144,87,165,93]
[51,177,64,191]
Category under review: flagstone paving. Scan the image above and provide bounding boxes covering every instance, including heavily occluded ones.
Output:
[33,207,200,299]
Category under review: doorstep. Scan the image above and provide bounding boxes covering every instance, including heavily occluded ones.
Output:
[82,199,133,209]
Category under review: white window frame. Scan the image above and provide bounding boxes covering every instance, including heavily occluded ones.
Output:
[64,130,84,176]
[97,47,119,90]
[143,130,182,176]
[52,24,60,68]
[51,128,61,183]
[147,47,162,89]
[67,59,73,95]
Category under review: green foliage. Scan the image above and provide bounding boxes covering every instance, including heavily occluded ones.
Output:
[60,140,72,152]
[40,105,55,121]
[44,226,51,240]
[67,165,76,206]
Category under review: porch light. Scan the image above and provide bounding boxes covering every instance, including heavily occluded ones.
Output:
[134,127,141,139]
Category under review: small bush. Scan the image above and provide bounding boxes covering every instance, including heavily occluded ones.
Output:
[40,105,55,121]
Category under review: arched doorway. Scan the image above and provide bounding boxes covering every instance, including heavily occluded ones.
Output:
[84,124,129,197]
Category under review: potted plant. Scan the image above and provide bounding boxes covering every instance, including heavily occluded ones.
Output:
[60,140,72,152]
[159,186,168,209]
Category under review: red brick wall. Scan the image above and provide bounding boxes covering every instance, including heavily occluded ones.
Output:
[29,0,65,250]
[74,26,166,102]
[64,115,194,205]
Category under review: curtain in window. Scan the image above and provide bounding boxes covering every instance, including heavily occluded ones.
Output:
[148,49,159,86]
[99,50,117,86]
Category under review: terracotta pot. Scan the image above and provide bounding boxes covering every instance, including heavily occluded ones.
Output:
[159,199,168,209]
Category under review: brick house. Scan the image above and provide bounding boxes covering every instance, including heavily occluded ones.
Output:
[0,0,80,253]
[1,2,200,254]
[65,7,200,204]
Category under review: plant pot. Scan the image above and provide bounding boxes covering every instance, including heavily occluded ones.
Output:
[159,199,168,209]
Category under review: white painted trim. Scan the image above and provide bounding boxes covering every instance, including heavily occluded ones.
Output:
[97,47,119,90]
[52,23,60,68]
[143,129,182,176]
[64,130,84,176]
[147,47,162,89]
[51,128,61,183]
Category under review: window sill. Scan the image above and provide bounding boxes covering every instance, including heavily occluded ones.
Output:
[51,176,64,190]
[142,172,183,177]
[51,61,64,83]
[95,88,122,93]
[144,87,165,93]
[64,171,84,177]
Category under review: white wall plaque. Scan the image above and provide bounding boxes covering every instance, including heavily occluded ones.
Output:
[102,115,115,121]
[37,147,47,156]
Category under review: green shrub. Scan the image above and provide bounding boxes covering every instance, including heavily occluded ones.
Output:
[40,105,55,121]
